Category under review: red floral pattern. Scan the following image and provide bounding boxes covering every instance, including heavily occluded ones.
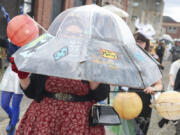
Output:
[15,77,105,135]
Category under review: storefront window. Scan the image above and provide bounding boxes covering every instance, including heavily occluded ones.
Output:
[23,0,34,17]
[51,0,64,22]
[168,26,177,33]
[74,0,86,7]
[92,0,97,4]
[92,0,102,5]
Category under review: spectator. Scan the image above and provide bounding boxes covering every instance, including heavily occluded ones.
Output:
[171,40,180,62]
[155,40,165,64]
[167,59,180,90]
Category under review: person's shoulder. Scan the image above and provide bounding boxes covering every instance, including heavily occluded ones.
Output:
[177,60,180,66]
[171,59,180,67]
[174,59,180,64]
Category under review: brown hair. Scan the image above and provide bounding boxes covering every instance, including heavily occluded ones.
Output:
[134,32,150,52]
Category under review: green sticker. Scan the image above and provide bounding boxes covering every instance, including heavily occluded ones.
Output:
[25,33,53,49]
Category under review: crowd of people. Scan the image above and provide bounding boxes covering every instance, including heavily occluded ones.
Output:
[0,4,179,135]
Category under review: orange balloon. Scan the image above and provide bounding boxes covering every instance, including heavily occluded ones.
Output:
[113,92,143,120]
[7,15,39,46]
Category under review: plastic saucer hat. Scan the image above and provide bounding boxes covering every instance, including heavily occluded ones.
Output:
[159,34,173,42]
[135,19,156,40]
[13,5,162,89]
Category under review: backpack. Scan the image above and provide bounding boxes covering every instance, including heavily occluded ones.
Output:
[172,46,180,62]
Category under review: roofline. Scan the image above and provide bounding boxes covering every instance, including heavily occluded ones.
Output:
[162,22,180,27]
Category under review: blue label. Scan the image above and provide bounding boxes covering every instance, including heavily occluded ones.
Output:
[53,47,68,61]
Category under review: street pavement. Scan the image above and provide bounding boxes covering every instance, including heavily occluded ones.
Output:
[0,60,177,135]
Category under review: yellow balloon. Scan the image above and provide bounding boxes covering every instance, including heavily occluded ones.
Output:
[113,92,143,120]
[155,91,180,120]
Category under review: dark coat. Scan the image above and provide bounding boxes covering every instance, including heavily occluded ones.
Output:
[174,68,180,91]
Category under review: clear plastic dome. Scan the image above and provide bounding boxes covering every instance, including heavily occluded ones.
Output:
[13,5,162,88]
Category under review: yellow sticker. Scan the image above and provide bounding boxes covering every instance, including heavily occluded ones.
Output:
[100,49,118,60]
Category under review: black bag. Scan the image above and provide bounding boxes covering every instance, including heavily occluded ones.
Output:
[89,104,121,126]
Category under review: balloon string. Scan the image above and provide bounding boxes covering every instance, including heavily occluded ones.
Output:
[24,13,48,33]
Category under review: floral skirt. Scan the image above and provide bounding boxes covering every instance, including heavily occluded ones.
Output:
[15,97,105,135]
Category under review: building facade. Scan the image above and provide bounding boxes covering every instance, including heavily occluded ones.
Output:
[162,22,180,39]
[31,0,102,33]
[28,0,128,33]
[0,0,129,37]
[1,0,165,38]
[127,0,164,37]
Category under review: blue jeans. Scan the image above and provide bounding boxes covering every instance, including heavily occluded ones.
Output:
[1,91,23,126]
